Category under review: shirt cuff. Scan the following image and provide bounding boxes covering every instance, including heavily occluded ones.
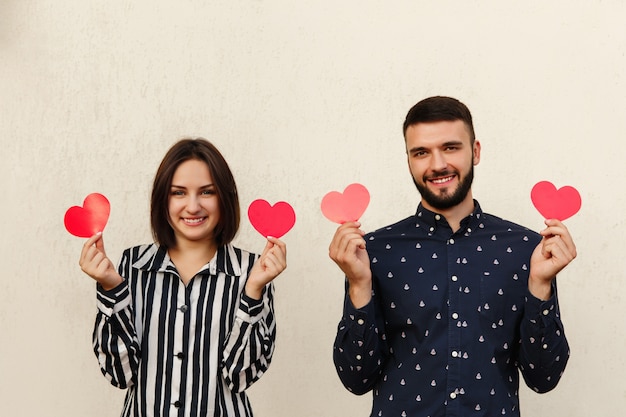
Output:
[524,282,559,327]
[96,280,130,317]
[343,296,375,339]
[236,291,265,324]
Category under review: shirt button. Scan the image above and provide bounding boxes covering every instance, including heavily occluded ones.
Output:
[449,238,455,244]
[357,318,365,325]
[542,309,550,316]
[356,354,362,361]
[174,401,182,408]
[451,275,458,282]
[435,214,441,220]
[452,312,459,319]
[449,392,457,399]
[451,351,459,358]
[542,344,548,350]
[179,305,188,313]
[177,352,185,359]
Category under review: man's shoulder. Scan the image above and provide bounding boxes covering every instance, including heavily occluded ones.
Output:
[366,216,415,236]
[482,211,536,231]
[480,211,541,241]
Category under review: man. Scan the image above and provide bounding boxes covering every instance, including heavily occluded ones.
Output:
[329,96,576,416]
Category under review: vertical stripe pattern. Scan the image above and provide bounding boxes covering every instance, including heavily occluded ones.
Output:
[93,243,275,417]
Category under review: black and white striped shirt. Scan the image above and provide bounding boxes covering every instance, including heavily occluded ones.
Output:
[93,243,275,417]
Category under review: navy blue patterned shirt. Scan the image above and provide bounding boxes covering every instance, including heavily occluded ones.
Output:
[333,201,569,417]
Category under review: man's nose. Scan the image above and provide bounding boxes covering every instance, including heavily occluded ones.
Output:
[430,151,448,171]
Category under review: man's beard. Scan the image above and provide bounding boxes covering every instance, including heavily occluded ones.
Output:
[413,165,474,210]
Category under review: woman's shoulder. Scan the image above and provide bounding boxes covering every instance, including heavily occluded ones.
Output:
[120,243,164,268]
[122,242,158,256]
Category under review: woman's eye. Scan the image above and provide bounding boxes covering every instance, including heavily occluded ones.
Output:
[171,190,185,196]
[202,189,216,195]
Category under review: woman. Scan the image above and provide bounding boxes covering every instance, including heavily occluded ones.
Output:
[79,138,287,416]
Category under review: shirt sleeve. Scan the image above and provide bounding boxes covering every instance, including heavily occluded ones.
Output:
[221,282,276,393]
[333,281,389,395]
[518,279,570,393]
[92,274,141,390]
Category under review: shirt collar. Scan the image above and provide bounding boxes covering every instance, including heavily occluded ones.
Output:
[132,243,243,277]
[414,200,484,236]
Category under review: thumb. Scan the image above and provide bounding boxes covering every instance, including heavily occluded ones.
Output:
[262,237,275,253]
[95,232,106,255]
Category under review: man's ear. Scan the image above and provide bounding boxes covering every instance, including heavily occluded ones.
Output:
[473,140,481,166]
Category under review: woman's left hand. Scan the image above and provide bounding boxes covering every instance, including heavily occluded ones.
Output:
[245,237,287,300]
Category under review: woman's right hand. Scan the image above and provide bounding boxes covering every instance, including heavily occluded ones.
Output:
[79,233,123,291]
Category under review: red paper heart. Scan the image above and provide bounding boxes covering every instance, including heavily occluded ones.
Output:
[321,183,370,224]
[531,181,581,221]
[64,193,111,237]
[247,200,296,238]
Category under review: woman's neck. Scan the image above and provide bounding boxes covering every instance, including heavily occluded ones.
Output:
[168,240,218,284]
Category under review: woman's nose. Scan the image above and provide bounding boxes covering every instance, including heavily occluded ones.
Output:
[186,196,201,212]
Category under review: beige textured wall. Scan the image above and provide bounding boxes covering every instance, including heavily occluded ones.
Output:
[1,1,624,416]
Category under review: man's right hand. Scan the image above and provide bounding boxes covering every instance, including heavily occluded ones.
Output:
[328,222,372,308]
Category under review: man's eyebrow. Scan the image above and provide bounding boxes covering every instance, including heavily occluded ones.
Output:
[442,140,464,147]
[408,146,428,154]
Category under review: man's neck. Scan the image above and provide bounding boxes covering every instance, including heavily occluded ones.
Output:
[422,194,475,233]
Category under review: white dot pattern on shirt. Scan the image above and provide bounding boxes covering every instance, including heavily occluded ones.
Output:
[334,205,569,416]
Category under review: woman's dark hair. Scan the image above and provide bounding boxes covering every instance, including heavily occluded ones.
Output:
[403,96,475,143]
[151,138,240,249]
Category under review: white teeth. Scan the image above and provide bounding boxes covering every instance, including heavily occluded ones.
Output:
[432,176,454,184]
[184,218,205,224]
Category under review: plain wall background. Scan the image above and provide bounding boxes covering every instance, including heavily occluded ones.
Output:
[1,1,624,416]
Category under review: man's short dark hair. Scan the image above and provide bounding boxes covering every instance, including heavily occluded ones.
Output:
[403,96,475,143]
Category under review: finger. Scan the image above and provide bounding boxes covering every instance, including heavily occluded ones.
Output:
[548,231,576,258]
[80,244,98,268]
[267,254,287,275]
[261,255,278,272]
[263,246,286,269]
[259,240,273,257]
[82,249,105,275]
[332,222,363,242]
[266,237,287,257]
[83,232,102,248]
[267,248,287,269]
[95,232,106,255]
[80,233,100,262]
[340,232,366,255]
[96,257,114,277]
[552,224,576,257]
[541,224,577,258]
[267,237,287,258]
[546,235,576,263]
